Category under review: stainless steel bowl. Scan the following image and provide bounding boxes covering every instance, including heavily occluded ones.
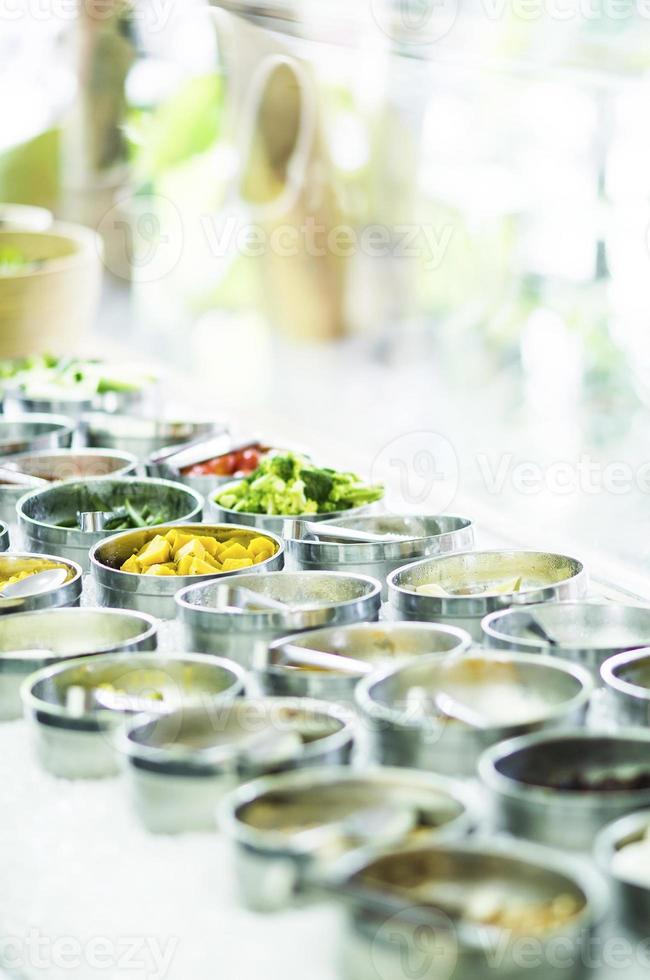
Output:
[21,652,246,778]
[260,622,472,704]
[601,648,650,727]
[120,697,356,833]
[482,601,650,680]
[357,651,593,778]
[0,521,8,552]
[0,607,157,720]
[0,448,137,525]
[284,514,475,600]
[334,839,607,980]
[91,523,284,618]
[388,550,587,640]
[594,809,650,941]
[176,570,383,668]
[18,476,204,572]
[83,413,225,459]
[0,414,76,455]
[0,552,82,615]
[11,386,146,418]
[480,729,650,850]
[218,766,476,912]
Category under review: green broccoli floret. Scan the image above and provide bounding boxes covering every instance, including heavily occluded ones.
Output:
[267,454,298,483]
[300,467,334,505]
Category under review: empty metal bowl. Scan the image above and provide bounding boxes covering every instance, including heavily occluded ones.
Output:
[0,553,82,615]
[120,697,356,833]
[91,523,284,618]
[260,622,472,703]
[0,414,76,455]
[334,839,607,980]
[18,476,204,572]
[218,766,476,912]
[0,607,157,720]
[83,413,225,459]
[21,652,246,778]
[480,730,650,850]
[357,651,593,778]
[595,810,650,941]
[284,514,475,599]
[388,550,587,640]
[176,570,383,668]
[601,648,650,727]
[483,601,650,679]
[0,448,137,525]
[0,521,8,552]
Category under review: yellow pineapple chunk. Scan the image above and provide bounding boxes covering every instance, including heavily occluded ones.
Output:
[137,535,170,567]
[222,557,254,571]
[121,554,143,574]
[198,536,220,556]
[170,532,194,556]
[176,538,205,561]
[202,553,223,570]
[144,564,176,576]
[219,542,249,562]
[253,551,272,564]
[189,557,218,575]
[177,555,194,576]
[248,536,274,556]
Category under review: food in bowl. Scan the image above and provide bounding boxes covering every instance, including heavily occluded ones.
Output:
[0,246,41,275]
[610,825,650,887]
[0,557,72,591]
[416,576,525,598]
[181,442,269,478]
[214,452,383,516]
[119,528,278,576]
[0,354,154,402]
[56,496,176,532]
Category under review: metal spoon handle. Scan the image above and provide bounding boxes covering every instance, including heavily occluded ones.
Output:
[303,522,410,544]
[218,585,294,613]
[526,616,559,646]
[275,643,373,675]
[435,691,489,729]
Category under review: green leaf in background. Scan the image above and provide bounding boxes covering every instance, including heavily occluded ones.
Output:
[129,74,223,182]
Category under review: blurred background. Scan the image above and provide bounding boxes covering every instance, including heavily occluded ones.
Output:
[3,0,650,589]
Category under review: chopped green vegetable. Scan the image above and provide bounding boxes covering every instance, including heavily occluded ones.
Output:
[214,452,383,516]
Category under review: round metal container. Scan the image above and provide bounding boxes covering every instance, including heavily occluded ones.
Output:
[335,839,607,980]
[482,601,650,680]
[18,476,204,572]
[120,697,356,833]
[218,766,476,912]
[0,414,76,455]
[356,651,593,778]
[261,622,471,704]
[0,448,138,525]
[601,648,650,727]
[595,810,650,941]
[0,607,157,720]
[21,652,246,778]
[480,729,650,851]
[0,553,82,615]
[0,521,8,552]
[285,514,475,599]
[176,570,383,668]
[83,413,225,459]
[388,550,587,640]
[91,523,284,618]
[11,386,146,418]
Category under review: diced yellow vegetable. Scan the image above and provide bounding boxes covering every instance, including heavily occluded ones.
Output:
[137,535,171,567]
[202,553,223,570]
[170,532,194,556]
[253,551,272,564]
[199,536,220,556]
[222,557,254,570]
[219,543,249,562]
[144,564,176,576]
[176,538,205,561]
[121,554,143,574]
[176,555,194,576]
[249,536,275,557]
[189,557,218,575]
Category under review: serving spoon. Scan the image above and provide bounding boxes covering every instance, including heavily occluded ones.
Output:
[0,568,68,599]
[293,803,417,852]
[302,522,413,544]
[275,643,373,675]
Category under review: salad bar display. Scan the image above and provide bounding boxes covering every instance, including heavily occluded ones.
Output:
[0,366,649,980]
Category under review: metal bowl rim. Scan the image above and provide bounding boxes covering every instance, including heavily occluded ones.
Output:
[0,412,77,444]
[16,475,205,534]
[217,764,476,854]
[479,727,650,807]
[20,651,247,726]
[482,601,650,653]
[355,651,594,733]
[119,696,357,772]
[285,514,475,560]
[0,605,158,660]
[600,648,650,702]
[593,808,650,886]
